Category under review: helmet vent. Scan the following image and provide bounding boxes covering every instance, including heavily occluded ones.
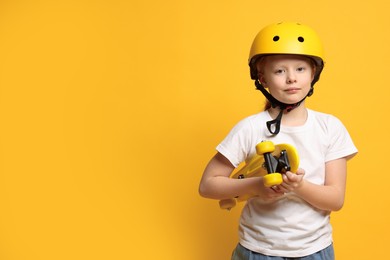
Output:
[298,36,304,42]
[273,36,280,41]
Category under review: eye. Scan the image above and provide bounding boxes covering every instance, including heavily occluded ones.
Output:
[297,67,305,72]
[273,36,280,41]
[298,36,304,42]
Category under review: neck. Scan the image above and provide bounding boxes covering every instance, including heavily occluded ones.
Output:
[268,105,308,126]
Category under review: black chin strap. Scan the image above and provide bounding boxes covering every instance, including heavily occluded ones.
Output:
[255,80,309,135]
[266,110,284,135]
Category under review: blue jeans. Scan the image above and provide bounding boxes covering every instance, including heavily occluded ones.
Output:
[231,243,334,260]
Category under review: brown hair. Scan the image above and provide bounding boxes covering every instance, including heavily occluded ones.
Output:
[264,100,272,111]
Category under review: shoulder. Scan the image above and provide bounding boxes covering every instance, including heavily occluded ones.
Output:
[216,111,269,167]
[230,111,268,132]
[309,109,339,122]
[309,110,357,160]
[309,110,345,131]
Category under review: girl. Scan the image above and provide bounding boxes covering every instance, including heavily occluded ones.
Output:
[199,22,357,260]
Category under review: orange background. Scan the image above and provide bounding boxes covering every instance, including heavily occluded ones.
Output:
[0,1,388,259]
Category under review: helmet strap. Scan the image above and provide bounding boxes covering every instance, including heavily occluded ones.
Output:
[255,80,310,135]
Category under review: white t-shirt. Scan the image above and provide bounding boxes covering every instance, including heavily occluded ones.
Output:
[217,109,357,257]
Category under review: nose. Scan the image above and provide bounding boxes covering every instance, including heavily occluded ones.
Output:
[286,72,297,84]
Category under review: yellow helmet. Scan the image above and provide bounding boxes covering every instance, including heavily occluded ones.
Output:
[249,22,324,84]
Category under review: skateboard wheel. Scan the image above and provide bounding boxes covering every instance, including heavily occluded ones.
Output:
[256,141,275,155]
[263,173,283,187]
[219,198,236,210]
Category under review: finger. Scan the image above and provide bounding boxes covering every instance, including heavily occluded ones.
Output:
[285,171,300,182]
[296,168,305,176]
[270,186,284,194]
[279,183,292,192]
[282,173,292,183]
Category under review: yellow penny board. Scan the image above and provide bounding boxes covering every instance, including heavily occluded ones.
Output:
[219,141,299,210]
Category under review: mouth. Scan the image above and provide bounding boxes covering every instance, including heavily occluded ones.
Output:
[284,88,301,94]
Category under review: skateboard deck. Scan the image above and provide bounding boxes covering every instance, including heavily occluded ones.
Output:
[219,141,299,210]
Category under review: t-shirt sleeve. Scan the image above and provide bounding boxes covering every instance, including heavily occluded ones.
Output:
[325,116,358,162]
[216,118,253,168]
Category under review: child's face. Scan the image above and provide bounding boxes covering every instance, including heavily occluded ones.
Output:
[256,55,315,105]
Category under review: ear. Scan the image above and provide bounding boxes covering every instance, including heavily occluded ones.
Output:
[258,74,267,87]
[311,63,317,81]
[311,71,316,82]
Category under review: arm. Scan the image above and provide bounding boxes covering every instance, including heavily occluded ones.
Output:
[280,158,348,211]
[199,152,284,200]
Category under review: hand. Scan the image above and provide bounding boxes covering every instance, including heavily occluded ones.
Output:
[278,168,305,193]
[254,178,286,201]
